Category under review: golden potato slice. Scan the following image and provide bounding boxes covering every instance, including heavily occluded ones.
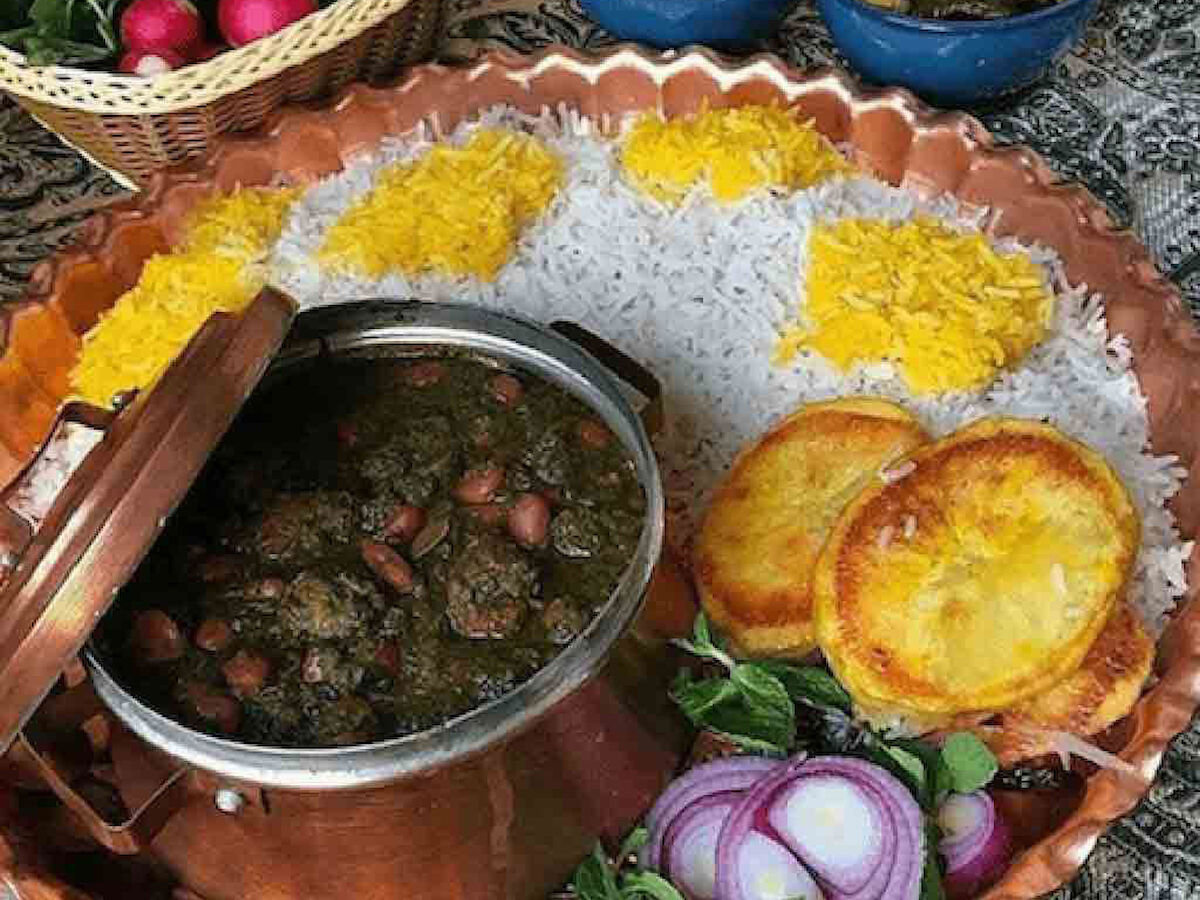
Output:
[815,417,1139,718]
[694,398,930,657]
[971,603,1154,765]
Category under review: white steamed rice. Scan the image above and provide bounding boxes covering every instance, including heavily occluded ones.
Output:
[268,106,1192,635]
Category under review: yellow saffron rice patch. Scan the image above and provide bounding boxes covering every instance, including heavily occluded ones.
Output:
[775,218,1056,394]
[69,186,297,407]
[620,105,855,204]
[182,186,299,266]
[319,129,564,281]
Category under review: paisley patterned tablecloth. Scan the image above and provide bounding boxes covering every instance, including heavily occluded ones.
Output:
[1,1,1198,897]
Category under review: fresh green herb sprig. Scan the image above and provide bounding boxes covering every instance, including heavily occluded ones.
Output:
[1,0,124,66]
[670,612,851,754]
[572,829,685,900]
[671,613,997,805]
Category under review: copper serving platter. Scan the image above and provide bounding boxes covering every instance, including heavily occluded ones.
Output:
[1,45,1199,900]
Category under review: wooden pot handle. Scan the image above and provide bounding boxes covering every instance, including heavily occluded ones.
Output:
[18,682,189,856]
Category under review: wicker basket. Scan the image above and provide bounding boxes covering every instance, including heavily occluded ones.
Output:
[0,0,442,187]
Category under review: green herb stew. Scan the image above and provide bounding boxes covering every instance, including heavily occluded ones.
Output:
[98,354,646,748]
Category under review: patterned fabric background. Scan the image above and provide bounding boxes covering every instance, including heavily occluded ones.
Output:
[0,1,1197,897]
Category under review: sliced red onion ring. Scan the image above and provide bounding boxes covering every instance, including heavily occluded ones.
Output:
[733,831,825,900]
[663,796,739,900]
[644,756,782,873]
[766,773,889,895]
[716,756,924,900]
[937,791,1013,900]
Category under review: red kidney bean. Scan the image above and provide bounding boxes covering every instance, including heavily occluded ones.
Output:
[508,493,550,548]
[361,539,415,593]
[577,418,611,449]
[222,650,271,698]
[489,373,524,407]
[194,555,241,584]
[454,465,505,505]
[301,647,328,684]
[185,683,241,734]
[194,618,233,653]
[465,503,507,527]
[374,641,403,675]
[383,505,426,544]
[336,421,358,448]
[129,610,185,663]
[247,577,286,601]
[405,360,445,387]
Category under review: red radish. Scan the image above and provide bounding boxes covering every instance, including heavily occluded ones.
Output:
[218,0,318,47]
[192,43,229,62]
[121,0,203,53]
[119,47,186,76]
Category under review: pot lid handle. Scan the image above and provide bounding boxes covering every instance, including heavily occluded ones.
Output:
[0,288,297,752]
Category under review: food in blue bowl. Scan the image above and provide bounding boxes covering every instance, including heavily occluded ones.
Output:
[816,0,1100,107]
[578,0,799,50]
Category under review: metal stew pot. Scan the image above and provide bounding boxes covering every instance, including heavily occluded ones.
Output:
[12,299,692,900]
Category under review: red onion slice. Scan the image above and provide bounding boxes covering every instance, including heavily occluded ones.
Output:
[789,757,923,900]
[733,831,825,900]
[663,796,739,900]
[766,774,889,895]
[937,791,1013,900]
[716,756,924,900]
[645,756,783,872]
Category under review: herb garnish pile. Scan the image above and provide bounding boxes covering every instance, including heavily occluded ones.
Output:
[571,613,1000,900]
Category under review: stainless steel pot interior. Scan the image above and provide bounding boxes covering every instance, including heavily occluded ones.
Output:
[84,299,666,790]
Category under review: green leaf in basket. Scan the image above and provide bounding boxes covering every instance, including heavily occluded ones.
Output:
[29,0,74,37]
[0,26,38,50]
[24,34,111,65]
[7,0,118,66]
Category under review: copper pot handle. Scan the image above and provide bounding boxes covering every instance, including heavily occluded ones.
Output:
[0,402,117,583]
[549,321,664,437]
[18,682,189,856]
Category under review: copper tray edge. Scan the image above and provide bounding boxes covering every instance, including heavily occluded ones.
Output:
[1,45,1197,900]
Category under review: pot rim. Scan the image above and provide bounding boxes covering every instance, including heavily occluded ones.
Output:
[84,299,666,791]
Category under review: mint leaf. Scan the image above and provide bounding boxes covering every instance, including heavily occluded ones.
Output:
[618,827,649,866]
[673,613,736,672]
[703,706,792,754]
[886,746,928,795]
[670,672,740,725]
[758,661,853,712]
[620,871,686,900]
[730,664,796,750]
[940,732,998,794]
[573,844,621,900]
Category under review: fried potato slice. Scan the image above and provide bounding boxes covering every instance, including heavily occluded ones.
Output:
[694,398,930,657]
[815,417,1140,718]
[970,603,1154,765]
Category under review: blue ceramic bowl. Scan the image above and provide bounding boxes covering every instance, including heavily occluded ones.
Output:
[816,0,1099,107]
[579,0,799,51]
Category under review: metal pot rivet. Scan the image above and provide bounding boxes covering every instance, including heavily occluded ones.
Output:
[214,788,245,815]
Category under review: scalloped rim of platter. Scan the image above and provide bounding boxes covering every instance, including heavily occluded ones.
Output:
[2,44,1199,900]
